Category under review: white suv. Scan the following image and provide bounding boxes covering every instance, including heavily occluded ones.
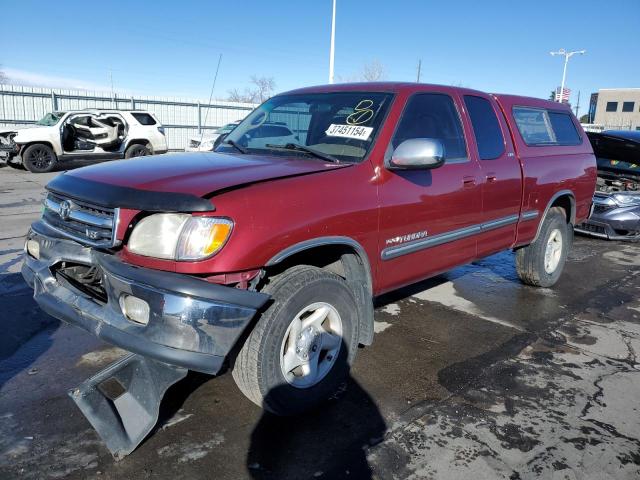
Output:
[0,110,168,173]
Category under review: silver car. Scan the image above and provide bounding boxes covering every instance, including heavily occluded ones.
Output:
[576,130,640,241]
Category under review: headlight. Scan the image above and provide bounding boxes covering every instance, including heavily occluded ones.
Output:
[128,214,233,260]
[612,193,640,207]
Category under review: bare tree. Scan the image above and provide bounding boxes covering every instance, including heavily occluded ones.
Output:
[361,60,386,82]
[0,66,8,84]
[250,75,276,103]
[227,76,276,103]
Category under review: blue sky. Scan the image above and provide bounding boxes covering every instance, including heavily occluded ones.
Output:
[3,0,639,116]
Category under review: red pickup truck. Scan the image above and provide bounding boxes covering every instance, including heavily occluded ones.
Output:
[22,83,595,449]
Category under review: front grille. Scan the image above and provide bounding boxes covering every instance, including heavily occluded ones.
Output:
[578,222,606,234]
[42,192,118,247]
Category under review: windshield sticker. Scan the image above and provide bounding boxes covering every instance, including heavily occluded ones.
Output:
[325,124,373,140]
[346,100,375,125]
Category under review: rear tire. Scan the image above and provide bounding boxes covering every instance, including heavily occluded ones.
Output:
[124,143,151,158]
[516,207,569,287]
[22,144,57,173]
[232,265,360,416]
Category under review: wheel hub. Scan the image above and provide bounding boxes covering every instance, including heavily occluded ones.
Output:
[544,228,563,274]
[280,301,343,389]
[295,326,320,360]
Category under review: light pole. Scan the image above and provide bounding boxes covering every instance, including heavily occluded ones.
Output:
[329,0,336,84]
[550,49,585,103]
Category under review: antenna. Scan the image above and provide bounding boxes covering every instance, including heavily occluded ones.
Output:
[200,53,223,144]
[416,59,422,83]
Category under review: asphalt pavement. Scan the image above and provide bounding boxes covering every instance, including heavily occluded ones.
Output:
[1,164,639,479]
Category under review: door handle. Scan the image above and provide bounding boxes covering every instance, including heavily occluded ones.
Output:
[486,173,497,183]
[463,176,476,188]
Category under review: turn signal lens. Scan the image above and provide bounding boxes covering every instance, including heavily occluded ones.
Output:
[176,217,233,260]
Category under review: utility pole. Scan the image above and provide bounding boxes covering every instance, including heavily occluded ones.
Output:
[574,90,580,117]
[328,0,336,84]
[416,59,422,83]
[550,49,586,104]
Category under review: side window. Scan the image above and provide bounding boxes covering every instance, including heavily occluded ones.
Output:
[131,113,157,125]
[463,95,505,160]
[392,93,467,162]
[513,107,581,146]
[548,112,581,145]
[513,107,555,145]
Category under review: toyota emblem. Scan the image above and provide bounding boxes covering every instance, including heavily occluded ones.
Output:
[58,200,72,220]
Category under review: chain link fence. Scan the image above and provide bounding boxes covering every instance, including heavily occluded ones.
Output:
[0,84,257,150]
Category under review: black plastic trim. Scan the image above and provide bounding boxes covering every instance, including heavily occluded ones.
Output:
[96,252,269,310]
[46,174,215,212]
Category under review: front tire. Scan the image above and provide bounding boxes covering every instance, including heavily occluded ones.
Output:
[516,207,569,287]
[22,144,57,173]
[124,143,151,158]
[232,265,360,415]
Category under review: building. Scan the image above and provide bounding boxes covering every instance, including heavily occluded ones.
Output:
[592,88,640,130]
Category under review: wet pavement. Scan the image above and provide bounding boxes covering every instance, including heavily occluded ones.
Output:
[1,166,639,479]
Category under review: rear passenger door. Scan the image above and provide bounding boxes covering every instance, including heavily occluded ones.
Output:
[463,94,522,257]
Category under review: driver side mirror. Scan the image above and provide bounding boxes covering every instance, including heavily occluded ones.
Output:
[388,138,445,170]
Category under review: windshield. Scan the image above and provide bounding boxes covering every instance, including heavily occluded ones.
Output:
[216,92,393,162]
[36,112,65,126]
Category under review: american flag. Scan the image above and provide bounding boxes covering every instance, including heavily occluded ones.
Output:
[555,87,571,103]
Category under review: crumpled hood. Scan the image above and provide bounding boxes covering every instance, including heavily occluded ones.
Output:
[63,151,349,198]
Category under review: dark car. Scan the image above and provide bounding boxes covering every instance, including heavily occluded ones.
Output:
[576,130,640,240]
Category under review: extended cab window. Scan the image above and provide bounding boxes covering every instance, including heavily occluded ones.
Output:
[513,107,581,146]
[392,93,467,162]
[463,95,505,160]
[131,113,157,125]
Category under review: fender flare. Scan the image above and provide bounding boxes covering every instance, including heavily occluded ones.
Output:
[532,189,576,242]
[266,236,375,346]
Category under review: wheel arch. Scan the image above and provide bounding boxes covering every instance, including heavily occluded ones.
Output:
[265,237,375,346]
[533,190,576,242]
[124,138,152,153]
[20,141,57,155]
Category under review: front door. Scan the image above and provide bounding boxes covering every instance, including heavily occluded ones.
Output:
[377,91,482,294]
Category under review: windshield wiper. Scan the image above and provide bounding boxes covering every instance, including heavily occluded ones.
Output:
[223,139,247,154]
[265,143,340,163]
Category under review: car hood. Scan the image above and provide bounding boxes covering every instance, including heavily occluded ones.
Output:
[61,152,350,199]
[0,124,41,135]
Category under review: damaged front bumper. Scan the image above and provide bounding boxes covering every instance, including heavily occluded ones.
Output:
[575,203,640,241]
[22,221,269,374]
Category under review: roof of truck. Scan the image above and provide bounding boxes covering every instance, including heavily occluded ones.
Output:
[280,82,568,110]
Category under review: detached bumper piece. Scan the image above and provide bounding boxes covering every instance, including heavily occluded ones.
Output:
[23,221,269,374]
[70,353,188,459]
